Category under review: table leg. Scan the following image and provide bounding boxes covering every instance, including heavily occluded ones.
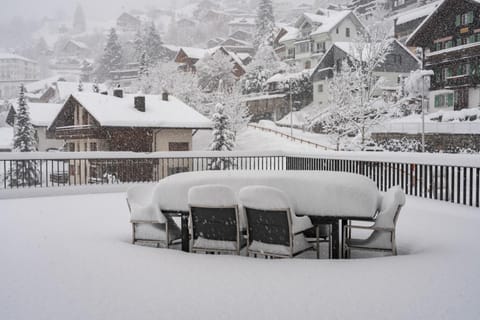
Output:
[181,213,189,252]
[341,219,347,259]
[331,219,339,259]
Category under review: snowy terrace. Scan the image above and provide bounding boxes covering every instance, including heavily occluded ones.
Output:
[1,187,479,319]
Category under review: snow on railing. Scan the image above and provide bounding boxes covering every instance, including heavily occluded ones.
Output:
[0,150,479,207]
[247,123,334,150]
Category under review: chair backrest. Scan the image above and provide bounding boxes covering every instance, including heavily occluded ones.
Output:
[188,184,239,242]
[127,184,156,208]
[239,186,293,248]
[374,186,406,229]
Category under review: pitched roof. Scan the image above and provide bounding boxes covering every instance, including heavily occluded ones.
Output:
[392,1,440,25]
[12,102,62,127]
[52,93,212,129]
[56,81,107,101]
[0,53,36,63]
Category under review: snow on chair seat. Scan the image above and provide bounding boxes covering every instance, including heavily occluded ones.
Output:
[126,184,181,247]
[188,184,245,255]
[239,185,314,258]
[344,186,406,256]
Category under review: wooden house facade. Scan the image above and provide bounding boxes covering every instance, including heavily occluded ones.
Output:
[407,0,480,110]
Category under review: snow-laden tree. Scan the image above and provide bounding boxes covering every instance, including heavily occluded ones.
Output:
[319,62,360,150]
[196,51,236,92]
[210,84,251,135]
[78,80,83,92]
[254,0,275,50]
[242,45,286,94]
[73,3,86,33]
[96,28,123,81]
[135,62,208,114]
[394,69,433,116]
[133,28,145,60]
[138,51,149,78]
[209,103,235,170]
[8,84,40,187]
[144,22,166,66]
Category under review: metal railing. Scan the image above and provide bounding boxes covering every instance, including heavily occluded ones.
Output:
[1,151,479,208]
[248,124,333,150]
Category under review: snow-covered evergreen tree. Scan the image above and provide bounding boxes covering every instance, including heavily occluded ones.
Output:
[78,80,83,92]
[242,45,286,94]
[133,28,145,60]
[196,51,236,92]
[211,84,251,135]
[209,103,235,170]
[8,84,40,187]
[96,28,123,81]
[254,0,275,51]
[138,51,148,77]
[144,22,166,66]
[73,4,86,33]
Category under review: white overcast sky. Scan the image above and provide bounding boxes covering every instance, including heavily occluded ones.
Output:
[0,0,178,21]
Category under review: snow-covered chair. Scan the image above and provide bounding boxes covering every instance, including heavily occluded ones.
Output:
[343,186,406,257]
[188,184,245,255]
[126,184,181,247]
[239,185,314,258]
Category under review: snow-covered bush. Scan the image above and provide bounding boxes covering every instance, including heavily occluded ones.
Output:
[378,137,422,152]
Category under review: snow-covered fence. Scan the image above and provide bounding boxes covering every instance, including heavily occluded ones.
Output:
[248,123,333,150]
[371,122,480,134]
[0,151,286,189]
[0,150,478,208]
[285,152,480,208]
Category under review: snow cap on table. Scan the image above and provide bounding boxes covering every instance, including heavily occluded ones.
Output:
[188,184,237,207]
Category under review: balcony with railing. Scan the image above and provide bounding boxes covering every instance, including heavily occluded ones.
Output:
[0,150,478,208]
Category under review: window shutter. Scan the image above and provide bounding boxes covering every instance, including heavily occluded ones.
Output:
[468,11,474,24]
[455,15,461,26]
[434,95,440,108]
[447,94,454,107]
[469,35,475,43]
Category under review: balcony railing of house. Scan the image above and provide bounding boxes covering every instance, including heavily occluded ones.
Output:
[0,151,478,208]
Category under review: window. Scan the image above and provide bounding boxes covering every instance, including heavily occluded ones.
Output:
[336,27,339,34]
[434,93,454,108]
[317,84,323,93]
[305,60,311,69]
[168,142,189,151]
[456,11,474,26]
[445,40,453,49]
[346,28,350,38]
[69,143,75,152]
[444,67,452,78]
[287,48,295,58]
[468,35,476,43]
[315,42,325,53]
[90,142,97,151]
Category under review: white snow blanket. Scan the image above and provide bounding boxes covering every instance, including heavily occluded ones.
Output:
[153,171,383,218]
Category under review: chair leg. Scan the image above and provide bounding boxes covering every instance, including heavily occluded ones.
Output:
[316,225,320,259]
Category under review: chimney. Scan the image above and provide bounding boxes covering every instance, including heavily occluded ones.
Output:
[134,96,146,112]
[162,91,169,101]
[113,88,123,98]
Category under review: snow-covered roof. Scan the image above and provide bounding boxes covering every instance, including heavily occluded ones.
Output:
[54,93,212,129]
[12,102,62,127]
[242,93,287,102]
[24,76,62,93]
[405,0,448,46]
[278,26,300,42]
[392,1,440,25]
[56,82,107,101]
[179,47,210,60]
[228,17,255,26]
[65,39,88,50]
[0,126,13,150]
[0,53,36,63]
[266,71,309,84]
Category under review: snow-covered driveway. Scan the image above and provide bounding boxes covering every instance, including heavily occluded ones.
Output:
[0,193,479,320]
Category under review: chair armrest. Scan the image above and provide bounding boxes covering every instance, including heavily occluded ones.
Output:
[344,224,395,232]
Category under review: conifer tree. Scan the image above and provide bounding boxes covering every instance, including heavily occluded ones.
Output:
[73,3,86,33]
[144,22,165,66]
[253,0,275,51]
[78,79,83,92]
[209,103,235,170]
[8,84,40,187]
[97,28,123,81]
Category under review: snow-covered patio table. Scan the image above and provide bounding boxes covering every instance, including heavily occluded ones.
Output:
[152,170,396,258]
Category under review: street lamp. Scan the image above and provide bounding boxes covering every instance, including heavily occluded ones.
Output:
[289,78,293,138]
[420,69,434,153]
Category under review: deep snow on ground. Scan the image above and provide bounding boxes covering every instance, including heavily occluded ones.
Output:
[0,193,479,320]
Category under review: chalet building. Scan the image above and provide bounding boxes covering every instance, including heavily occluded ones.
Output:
[406,0,480,110]
[117,13,142,32]
[0,53,39,100]
[310,39,420,107]
[243,93,290,122]
[228,17,256,35]
[392,1,440,44]
[174,46,246,77]
[37,81,107,103]
[61,40,90,58]
[48,91,212,182]
[7,102,64,151]
[274,8,365,70]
